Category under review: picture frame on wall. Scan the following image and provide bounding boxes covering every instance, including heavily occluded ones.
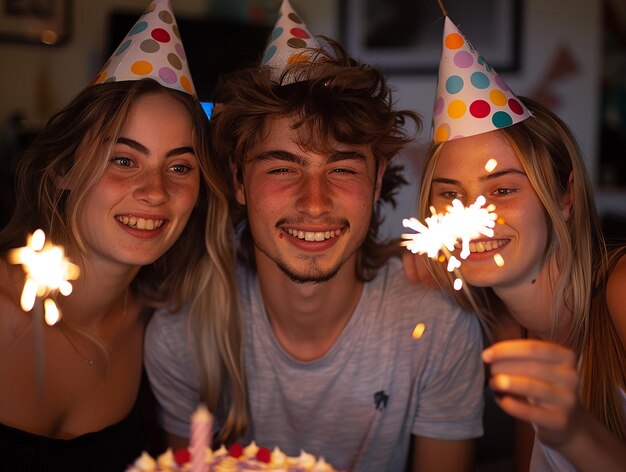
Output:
[340,0,521,74]
[0,0,71,45]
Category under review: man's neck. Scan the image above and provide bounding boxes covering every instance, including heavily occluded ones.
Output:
[255,255,364,362]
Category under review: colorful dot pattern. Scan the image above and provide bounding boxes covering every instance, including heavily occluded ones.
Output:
[432,16,530,142]
[92,0,195,96]
[261,0,320,82]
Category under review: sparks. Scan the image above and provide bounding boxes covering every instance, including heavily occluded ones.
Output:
[412,322,426,340]
[493,253,505,267]
[8,229,80,325]
[401,196,499,292]
[484,158,498,172]
[447,256,461,272]
[401,196,498,261]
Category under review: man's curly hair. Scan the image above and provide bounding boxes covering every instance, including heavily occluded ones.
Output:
[210,38,422,281]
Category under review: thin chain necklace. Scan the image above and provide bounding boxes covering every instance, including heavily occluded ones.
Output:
[57,289,128,367]
[59,325,97,366]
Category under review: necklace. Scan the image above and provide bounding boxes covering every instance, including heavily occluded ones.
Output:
[58,324,97,366]
[57,289,128,367]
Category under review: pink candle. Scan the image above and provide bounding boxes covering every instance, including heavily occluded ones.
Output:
[190,404,213,472]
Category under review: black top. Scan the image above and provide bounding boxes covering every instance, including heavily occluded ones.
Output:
[0,383,149,472]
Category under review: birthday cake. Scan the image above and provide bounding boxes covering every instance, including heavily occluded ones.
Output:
[127,441,338,471]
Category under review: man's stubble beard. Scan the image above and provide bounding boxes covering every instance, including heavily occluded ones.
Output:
[254,242,359,284]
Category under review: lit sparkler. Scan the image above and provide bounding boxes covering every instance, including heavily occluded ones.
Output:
[8,229,80,325]
[401,196,499,289]
[402,196,498,258]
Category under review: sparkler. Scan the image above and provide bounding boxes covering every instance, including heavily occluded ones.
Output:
[8,229,80,396]
[401,196,499,290]
[8,229,80,325]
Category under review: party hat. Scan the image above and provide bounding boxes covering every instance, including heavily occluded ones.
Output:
[92,0,195,96]
[432,16,530,142]
[260,0,322,82]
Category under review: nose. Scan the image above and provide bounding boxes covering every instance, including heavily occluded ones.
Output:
[295,173,332,217]
[133,169,169,206]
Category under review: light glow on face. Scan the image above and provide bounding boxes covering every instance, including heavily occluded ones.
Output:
[8,229,80,325]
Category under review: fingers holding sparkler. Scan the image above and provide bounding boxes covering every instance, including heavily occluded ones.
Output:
[482,339,583,449]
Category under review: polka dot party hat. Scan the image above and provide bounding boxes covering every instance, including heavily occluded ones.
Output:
[261,0,322,82]
[432,16,530,142]
[92,0,195,96]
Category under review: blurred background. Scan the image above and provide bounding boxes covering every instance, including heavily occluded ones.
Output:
[0,0,624,241]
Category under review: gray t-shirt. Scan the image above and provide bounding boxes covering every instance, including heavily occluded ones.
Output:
[145,257,484,471]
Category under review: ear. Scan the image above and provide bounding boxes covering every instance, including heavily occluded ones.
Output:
[231,162,246,205]
[374,159,388,202]
[560,172,574,220]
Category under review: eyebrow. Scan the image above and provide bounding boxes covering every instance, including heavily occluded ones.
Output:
[117,137,194,158]
[252,149,367,166]
[432,168,527,185]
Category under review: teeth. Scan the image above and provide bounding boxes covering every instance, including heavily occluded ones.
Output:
[468,239,507,253]
[286,228,340,241]
[117,215,164,230]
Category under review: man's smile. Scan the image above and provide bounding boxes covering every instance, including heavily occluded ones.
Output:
[285,228,342,241]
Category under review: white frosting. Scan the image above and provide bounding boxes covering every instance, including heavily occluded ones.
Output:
[295,450,316,468]
[127,443,338,471]
[271,447,287,466]
[133,451,157,471]
[312,458,333,472]
[156,448,176,470]
[243,440,259,458]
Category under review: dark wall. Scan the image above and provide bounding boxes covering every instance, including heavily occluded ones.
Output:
[108,11,271,101]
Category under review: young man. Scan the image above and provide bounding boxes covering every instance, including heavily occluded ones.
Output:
[144,2,484,470]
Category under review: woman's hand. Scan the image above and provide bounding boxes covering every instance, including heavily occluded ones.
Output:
[482,339,583,449]
[401,251,440,288]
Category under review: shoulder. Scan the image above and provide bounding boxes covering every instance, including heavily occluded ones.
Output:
[377,258,471,311]
[371,257,481,335]
[145,305,191,358]
[606,250,626,350]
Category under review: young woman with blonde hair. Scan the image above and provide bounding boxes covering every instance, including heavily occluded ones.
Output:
[413,97,626,471]
[0,78,246,471]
